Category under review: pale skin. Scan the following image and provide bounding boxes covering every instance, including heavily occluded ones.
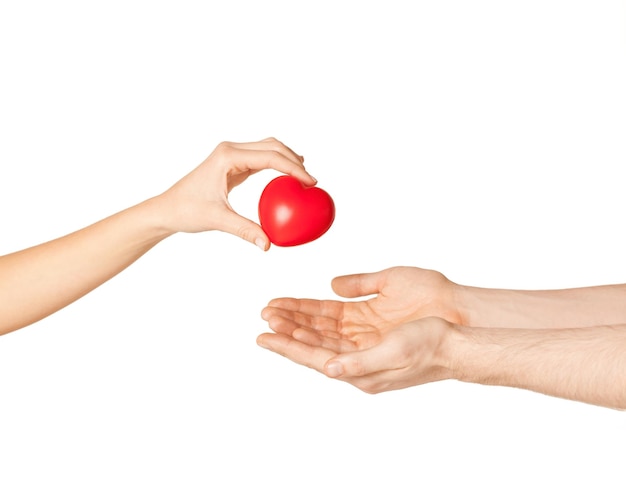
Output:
[0,138,315,336]
[258,266,626,410]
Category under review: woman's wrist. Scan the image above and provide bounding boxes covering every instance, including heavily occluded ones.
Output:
[138,193,184,239]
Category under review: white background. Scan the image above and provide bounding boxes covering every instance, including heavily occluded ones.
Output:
[1,1,625,498]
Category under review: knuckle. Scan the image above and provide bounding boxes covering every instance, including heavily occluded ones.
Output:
[213,141,234,160]
[346,358,367,376]
[236,226,256,242]
[267,150,288,168]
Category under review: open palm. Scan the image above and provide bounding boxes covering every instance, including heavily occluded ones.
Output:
[258,266,462,373]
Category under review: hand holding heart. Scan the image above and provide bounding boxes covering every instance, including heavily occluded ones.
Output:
[158,138,316,249]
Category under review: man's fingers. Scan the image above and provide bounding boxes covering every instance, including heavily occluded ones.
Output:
[256,333,336,373]
[324,340,397,378]
[331,269,389,298]
[265,298,344,320]
[262,307,342,338]
[292,327,357,352]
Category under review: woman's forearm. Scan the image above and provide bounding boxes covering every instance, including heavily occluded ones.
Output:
[455,284,626,328]
[450,322,626,409]
[0,196,172,335]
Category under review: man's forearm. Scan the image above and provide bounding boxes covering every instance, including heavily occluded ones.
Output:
[450,322,626,409]
[455,284,626,328]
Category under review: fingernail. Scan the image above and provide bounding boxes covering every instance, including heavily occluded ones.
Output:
[310,176,318,184]
[326,361,344,378]
[255,238,267,251]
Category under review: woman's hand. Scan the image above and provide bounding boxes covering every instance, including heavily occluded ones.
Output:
[157,137,316,249]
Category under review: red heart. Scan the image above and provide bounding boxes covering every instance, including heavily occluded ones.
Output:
[258,175,335,247]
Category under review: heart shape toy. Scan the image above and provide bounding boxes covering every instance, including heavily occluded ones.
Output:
[258,175,335,247]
